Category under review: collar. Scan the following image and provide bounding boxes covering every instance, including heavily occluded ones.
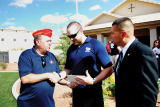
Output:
[84,36,92,43]
[122,37,135,57]
[32,46,48,57]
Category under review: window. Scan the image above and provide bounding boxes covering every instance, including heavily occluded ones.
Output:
[1,38,4,41]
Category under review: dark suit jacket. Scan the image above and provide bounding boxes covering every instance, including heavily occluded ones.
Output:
[115,39,159,107]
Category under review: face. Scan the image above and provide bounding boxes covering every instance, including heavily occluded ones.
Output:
[155,41,159,47]
[67,26,82,46]
[111,25,123,46]
[37,35,52,53]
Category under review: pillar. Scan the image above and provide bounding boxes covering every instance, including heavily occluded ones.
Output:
[149,28,157,48]
[97,33,104,44]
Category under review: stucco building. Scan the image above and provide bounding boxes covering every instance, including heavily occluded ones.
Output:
[0,29,60,63]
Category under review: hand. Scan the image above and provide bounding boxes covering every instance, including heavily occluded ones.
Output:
[66,81,78,88]
[49,72,61,83]
[75,70,94,85]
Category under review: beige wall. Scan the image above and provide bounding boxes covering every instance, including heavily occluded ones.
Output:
[112,1,160,17]
[0,29,61,63]
[92,15,117,25]
[0,29,34,51]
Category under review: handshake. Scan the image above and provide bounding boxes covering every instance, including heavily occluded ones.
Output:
[48,72,62,83]
[47,70,95,86]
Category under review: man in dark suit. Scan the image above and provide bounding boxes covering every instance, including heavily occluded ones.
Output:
[111,17,159,107]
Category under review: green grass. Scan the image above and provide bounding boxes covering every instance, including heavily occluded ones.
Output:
[0,72,19,107]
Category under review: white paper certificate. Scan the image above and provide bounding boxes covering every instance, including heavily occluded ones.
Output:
[66,75,85,84]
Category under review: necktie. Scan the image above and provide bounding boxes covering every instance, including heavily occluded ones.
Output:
[116,52,123,74]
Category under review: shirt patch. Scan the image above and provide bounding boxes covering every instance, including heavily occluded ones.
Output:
[49,60,54,64]
[85,47,91,52]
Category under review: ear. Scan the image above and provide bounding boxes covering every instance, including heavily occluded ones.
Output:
[79,28,83,34]
[36,39,40,45]
[121,31,126,39]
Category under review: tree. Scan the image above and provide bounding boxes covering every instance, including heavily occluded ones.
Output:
[54,33,72,66]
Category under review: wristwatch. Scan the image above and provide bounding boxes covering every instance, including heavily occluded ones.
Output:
[93,78,96,85]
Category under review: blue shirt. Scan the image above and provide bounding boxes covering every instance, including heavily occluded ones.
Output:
[65,36,112,106]
[65,36,112,83]
[17,47,60,107]
[110,41,120,55]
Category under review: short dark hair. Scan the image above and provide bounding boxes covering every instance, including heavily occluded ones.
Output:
[112,17,134,36]
[112,17,134,31]
[34,35,41,45]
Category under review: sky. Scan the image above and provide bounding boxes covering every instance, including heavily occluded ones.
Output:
[1,0,160,38]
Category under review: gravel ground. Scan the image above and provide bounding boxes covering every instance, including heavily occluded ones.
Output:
[54,85,72,107]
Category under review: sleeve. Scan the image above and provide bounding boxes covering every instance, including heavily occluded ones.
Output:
[64,49,72,70]
[93,40,112,68]
[140,49,158,101]
[55,57,60,73]
[18,51,32,78]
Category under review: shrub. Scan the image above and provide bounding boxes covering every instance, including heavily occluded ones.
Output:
[60,58,66,65]
[0,61,7,69]
[102,74,115,101]
[59,65,65,71]
[158,79,160,92]
[55,55,66,65]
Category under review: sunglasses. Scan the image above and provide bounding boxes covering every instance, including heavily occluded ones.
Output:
[68,27,81,38]
[41,56,46,68]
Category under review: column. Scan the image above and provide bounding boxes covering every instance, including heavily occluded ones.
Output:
[149,28,157,48]
[97,33,104,44]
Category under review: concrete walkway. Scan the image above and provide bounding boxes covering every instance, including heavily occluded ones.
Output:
[0,71,18,72]
[0,63,18,72]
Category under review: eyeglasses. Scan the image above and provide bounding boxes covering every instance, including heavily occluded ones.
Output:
[41,56,46,68]
[68,27,81,38]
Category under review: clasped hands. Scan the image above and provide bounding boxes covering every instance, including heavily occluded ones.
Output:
[48,70,94,88]
[48,72,61,83]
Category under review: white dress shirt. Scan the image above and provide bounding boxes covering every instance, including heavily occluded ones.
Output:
[122,37,136,58]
